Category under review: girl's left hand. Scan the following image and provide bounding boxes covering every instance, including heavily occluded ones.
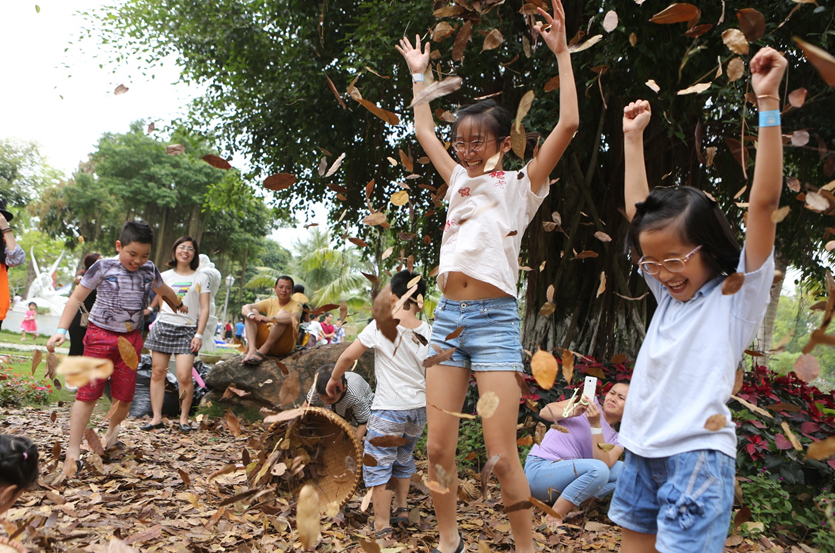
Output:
[585,400,602,427]
[533,0,568,55]
[191,336,202,352]
[750,47,787,97]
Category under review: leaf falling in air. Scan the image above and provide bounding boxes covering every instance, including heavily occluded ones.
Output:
[296,484,320,550]
[324,73,346,109]
[722,29,749,55]
[731,394,774,419]
[794,38,835,87]
[481,454,501,497]
[722,272,745,295]
[594,231,612,242]
[348,237,369,248]
[368,435,410,447]
[771,206,791,223]
[792,130,811,147]
[165,144,185,155]
[544,76,560,92]
[398,150,414,173]
[446,326,464,341]
[114,84,129,95]
[361,212,386,226]
[202,154,232,170]
[531,350,558,390]
[649,3,700,24]
[788,88,808,108]
[482,29,504,51]
[539,301,556,316]
[562,350,574,383]
[596,272,607,297]
[263,174,296,191]
[390,190,409,206]
[629,32,638,46]
[278,371,301,405]
[381,247,393,260]
[511,123,526,160]
[373,284,400,343]
[645,80,661,93]
[409,77,463,107]
[325,153,346,177]
[780,421,803,451]
[45,352,59,379]
[568,34,602,54]
[596,443,616,452]
[546,284,555,303]
[225,409,241,436]
[806,436,835,460]
[514,90,535,133]
[704,414,727,431]
[84,428,105,456]
[58,356,114,388]
[452,21,472,62]
[684,23,713,38]
[31,350,42,375]
[602,10,618,32]
[429,403,476,419]
[528,495,561,518]
[727,57,744,82]
[433,21,455,42]
[147,122,155,133]
[423,347,456,368]
[806,191,830,212]
[117,337,139,370]
[737,8,765,43]
[476,391,500,418]
[483,151,501,172]
[677,82,712,95]
[793,354,821,382]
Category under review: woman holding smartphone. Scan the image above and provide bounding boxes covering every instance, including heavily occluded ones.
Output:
[524,381,629,526]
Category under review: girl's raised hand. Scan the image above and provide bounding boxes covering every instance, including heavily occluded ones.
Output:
[585,400,602,427]
[623,100,651,135]
[533,0,568,55]
[395,35,430,74]
[750,47,787,97]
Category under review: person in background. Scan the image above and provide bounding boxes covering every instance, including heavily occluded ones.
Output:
[224,320,233,342]
[0,199,24,332]
[320,312,336,344]
[234,316,245,344]
[68,252,103,357]
[332,317,346,344]
[304,363,373,440]
[306,311,323,347]
[20,301,38,341]
[240,275,302,365]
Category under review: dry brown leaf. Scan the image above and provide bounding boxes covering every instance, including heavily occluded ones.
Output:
[368,435,409,447]
[722,29,749,55]
[731,395,774,419]
[596,443,616,452]
[789,87,808,108]
[297,484,320,550]
[794,354,821,382]
[793,130,811,147]
[325,153,346,177]
[737,8,765,42]
[225,409,242,437]
[771,205,791,223]
[483,151,501,172]
[430,402,476,419]
[649,3,700,24]
[452,21,472,62]
[361,212,387,226]
[325,73,346,109]
[31,349,42,375]
[807,436,835,460]
[544,75,560,92]
[510,123,527,160]
[433,21,455,42]
[561,349,574,383]
[528,495,561,518]
[114,84,129,95]
[264,174,297,191]
[202,154,232,170]
[684,23,713,37]
[781,421,803,451]
[278,371,301,405]
[390,190,409,206]
[568,34,602,53]
[446,326,464,341]
[597,271,607,298]
[481,454,501,497]
[722,272,745,295]
[373,284,400,343]
[727,57,744,82]
[84,427,105,456]
[165,144,184,156]
[677,82,712,95]
[539,301,556,316]
[794,38,835,86]
[594,231,612,242]
[806,190,830,212]
[57,356,114,388]
[514,90,535,133]
[476,391,500,418]
[531,350,558,390]
[410,77,463,108]
[262,408,304,424]
[482,28,504,51]
[603,10,618,32]
[629,32,638,46]
[704,414,727,431]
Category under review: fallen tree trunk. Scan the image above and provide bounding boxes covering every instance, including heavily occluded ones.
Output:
[203,343,376,412]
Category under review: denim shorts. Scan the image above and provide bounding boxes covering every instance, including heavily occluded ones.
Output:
[428,297,523,372]
[608,449,736,553]
[363,408,426,487]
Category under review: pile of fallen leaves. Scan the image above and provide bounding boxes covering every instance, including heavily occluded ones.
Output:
[0,405,817,552]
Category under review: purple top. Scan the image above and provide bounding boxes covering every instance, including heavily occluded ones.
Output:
[81,258,163,333]
[528,398,620,462]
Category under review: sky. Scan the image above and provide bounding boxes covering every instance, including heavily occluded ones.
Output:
[0,0,327,252]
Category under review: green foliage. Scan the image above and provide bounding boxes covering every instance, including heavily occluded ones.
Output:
[0,358,53,407]
[0,138,61,207]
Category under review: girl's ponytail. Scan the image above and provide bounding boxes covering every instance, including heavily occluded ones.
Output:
[0,435,39,491]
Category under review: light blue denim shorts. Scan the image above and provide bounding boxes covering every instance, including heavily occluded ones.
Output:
[363,408,427,487]
[428,297,523,372]
[608,449,736,553]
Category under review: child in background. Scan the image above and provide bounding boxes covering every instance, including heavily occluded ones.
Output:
[46,220,186,477]
[0,435,39,516]
[395,0,577,549]
[327,271,431,537]
[609,48,787,553]
[20,302,38,341]
[305,363,374,440]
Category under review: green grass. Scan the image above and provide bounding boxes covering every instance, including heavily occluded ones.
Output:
[0,329,50,347]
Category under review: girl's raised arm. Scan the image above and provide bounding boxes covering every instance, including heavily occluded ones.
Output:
[396,36,458,185]
[526,0,579,192]
[745,47,787,272]
[622,100,652,222]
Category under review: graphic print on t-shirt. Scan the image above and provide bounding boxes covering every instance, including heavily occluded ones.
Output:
[171,281,196,298]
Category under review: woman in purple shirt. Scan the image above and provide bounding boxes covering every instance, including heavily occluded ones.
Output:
[524,382,629,525]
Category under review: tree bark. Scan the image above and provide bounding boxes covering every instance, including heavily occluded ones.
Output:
[755,250,787,367]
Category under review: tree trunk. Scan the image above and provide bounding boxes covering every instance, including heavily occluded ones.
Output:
[187,203,204,245]
[755,250,787,367]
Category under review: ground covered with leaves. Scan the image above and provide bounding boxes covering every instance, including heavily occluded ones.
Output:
[0,406,820,552]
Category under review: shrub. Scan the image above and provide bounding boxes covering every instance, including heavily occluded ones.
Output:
[0,369,52,406]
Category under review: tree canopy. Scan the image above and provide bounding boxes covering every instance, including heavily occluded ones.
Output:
[82,0,835,359]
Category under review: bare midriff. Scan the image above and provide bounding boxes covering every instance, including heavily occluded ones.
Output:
[442,271,512,301]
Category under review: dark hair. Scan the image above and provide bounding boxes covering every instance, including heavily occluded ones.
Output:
[28,302,37,309]
[275,275,295,288]
[83,252,102,272]
[0,435,39,491]
[626,186,740,277]
[166,236,200,270]
[293,284,305,294]
[451,99,540,160]
[315,364,344,396]
[119,220,154,246]
[390,269,427,309]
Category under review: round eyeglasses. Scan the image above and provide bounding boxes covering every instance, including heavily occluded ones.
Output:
[637,245,702,275]
[451,137,502,154]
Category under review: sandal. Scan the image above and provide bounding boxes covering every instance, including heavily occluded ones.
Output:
[243,351,266,366]
[371,527,392,539]
[140,421,166,431]
[178,423,193,433]
[391,507,410,524]
[432,533,464,553]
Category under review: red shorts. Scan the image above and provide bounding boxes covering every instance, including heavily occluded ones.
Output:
[75,323,143,403]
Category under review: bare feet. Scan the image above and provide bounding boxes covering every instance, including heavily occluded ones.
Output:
[104,424,121,450]
[545,514,564,533]
[63,457,79,478]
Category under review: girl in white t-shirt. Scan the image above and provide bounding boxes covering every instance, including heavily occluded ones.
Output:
[396,1,577,551]
[142,236,211,433]
[609,48,786,553]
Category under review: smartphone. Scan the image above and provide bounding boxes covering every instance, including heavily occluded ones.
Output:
[582,376,598,400]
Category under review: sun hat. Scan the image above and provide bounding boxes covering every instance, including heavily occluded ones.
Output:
[0,199,13,222]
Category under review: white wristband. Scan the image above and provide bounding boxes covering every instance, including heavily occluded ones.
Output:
[412,72,425,83]
[194,333,203,339]
[590,427,603,435]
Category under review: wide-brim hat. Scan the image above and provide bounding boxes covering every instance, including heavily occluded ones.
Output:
[0,199,13,222]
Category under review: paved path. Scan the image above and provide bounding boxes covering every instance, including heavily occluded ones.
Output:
[0,341,69,354]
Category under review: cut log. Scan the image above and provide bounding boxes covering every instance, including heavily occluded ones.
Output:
[203,343,376,412]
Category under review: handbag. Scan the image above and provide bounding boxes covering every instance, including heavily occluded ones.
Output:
[78,303,90,328]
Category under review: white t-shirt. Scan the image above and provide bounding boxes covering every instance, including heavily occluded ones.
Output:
[619,247,775,459]
[156,269,210,327]
[306,320,323,343]
[358,319,432,410]
[438,163,550,298]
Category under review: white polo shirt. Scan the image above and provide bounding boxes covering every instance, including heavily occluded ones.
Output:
[619,247,775,459]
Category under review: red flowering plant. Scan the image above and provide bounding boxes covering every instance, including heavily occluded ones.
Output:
[0,363,53,407]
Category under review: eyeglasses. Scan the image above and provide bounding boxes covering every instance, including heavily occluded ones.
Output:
[176,245,195,252]
[452,137,502,154]
[638,245,702,275]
